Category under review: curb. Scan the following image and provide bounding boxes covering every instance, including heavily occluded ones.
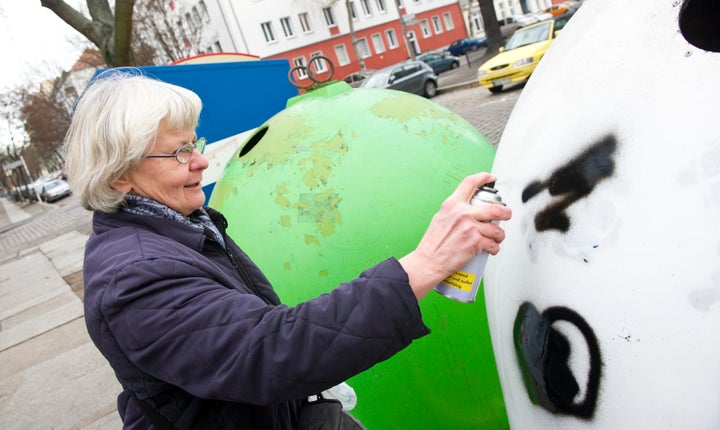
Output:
[437,79,480,95]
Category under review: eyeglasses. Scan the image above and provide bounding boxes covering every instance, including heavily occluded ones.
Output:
[143,137,207,164]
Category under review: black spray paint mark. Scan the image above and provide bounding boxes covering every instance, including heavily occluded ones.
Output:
[679,0,720,52]
[514,302,602,419]
[522,135,617,232]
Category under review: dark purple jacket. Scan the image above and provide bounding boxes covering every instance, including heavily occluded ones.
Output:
[83,207,430,429]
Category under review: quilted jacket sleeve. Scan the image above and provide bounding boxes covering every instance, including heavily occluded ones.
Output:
[93,237,429,405]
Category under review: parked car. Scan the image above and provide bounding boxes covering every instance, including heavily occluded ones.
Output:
[359,60,439,98]
[447,37,487,56]
[40,179,72,203]
[23,176,56,201]
[342,69,375,87]
[416,51,461,74]
[497,15,536,39]
[476,14,574,93]
[542,4,570,16]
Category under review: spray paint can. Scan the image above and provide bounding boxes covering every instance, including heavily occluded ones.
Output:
[434,184,506,303]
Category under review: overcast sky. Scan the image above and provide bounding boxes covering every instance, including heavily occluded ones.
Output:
[0,1,88,92]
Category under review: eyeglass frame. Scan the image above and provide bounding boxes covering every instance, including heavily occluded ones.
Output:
[143,137,207,164]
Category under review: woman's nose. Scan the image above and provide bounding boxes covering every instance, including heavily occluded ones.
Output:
[190,149,209,170]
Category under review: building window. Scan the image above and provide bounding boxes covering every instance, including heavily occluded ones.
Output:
[471,13,483,33]
[323,7,336,26]
[334,44,350,66]
[185,12,195,31]
[280,16,295,37]
[420,19,431,38]
[292,57,308,79]
[356,38,371,58]
[349,1,358,20]
[199,1,210,22]
[375,0,386,13]
[361,0,372,16]
[371,33,385,53]
[261,21,276,42]
[432,16,443,34]
[298,12,312,33]
[310,51,328,73]
[64,85,78,99]
[191,6,202,27]
[385,28,398,48]
[443,12,454,30]
[176,18,184,37]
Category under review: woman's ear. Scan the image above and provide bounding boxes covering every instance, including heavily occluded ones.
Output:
[111,175,132,193]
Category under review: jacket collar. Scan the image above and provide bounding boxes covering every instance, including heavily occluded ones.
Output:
[92,207,226,252]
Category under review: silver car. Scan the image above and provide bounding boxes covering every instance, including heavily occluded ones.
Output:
[41,179,72,203]
[359,61,438,98]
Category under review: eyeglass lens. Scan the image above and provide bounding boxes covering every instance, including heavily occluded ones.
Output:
[176,138,206,163]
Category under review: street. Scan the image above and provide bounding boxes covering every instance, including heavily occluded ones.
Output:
[434,83,523,148]
[0,81,523,429]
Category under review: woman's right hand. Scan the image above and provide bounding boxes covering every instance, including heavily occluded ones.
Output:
[398,172,512,300]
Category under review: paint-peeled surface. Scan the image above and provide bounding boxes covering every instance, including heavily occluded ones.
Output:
[210,84,509,429]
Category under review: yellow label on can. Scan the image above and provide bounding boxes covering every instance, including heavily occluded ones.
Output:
[442,270,476,291]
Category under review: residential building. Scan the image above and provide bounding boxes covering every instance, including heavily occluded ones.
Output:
[184,0,470,86]
[163,0,554,87]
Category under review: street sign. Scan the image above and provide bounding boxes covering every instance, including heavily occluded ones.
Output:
[3,160,23,170]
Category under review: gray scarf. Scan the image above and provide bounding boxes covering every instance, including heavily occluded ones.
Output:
[121,194,226,248]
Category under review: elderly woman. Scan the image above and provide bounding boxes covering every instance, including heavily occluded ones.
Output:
[64,72,511,429]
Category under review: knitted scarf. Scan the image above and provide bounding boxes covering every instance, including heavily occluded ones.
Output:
[121,194,226,248]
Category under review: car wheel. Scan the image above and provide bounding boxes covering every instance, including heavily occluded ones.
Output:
[423,80,438,98]
[489,86,503,94]
[451,61,459,69]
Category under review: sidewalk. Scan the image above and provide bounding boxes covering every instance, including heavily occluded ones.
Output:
[436,47,489,93]
[0,197,32,225]
[0,197,121,429]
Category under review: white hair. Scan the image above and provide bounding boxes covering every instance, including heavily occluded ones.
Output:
[63,70,203,212]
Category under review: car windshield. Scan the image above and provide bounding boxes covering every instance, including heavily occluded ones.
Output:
[362,71,391,87]
[504,21,552,50]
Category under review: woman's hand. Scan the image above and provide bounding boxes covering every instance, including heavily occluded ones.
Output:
[399,172,512,300]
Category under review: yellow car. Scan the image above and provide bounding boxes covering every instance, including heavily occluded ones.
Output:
[477,15,572,93]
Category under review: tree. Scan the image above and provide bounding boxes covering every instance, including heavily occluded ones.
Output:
[477,0,503,55]
[41,0,135,67]
[345,0,366,70]
[133,0,209,64]
[311,0,367,70]
[42,0,212,67]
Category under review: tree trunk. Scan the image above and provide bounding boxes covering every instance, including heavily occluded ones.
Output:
[40,0,134,67]
[345,0,365,70]
[477,0,503,55]
[113,0,136,66]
